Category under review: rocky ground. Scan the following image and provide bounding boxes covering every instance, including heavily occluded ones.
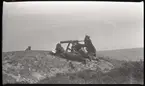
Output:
[2,50,144,84]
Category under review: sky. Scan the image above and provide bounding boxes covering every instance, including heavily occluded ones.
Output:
[3,1,144,52]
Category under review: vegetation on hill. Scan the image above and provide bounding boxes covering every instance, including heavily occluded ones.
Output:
[2,50,144,84]
[37,57,144,84]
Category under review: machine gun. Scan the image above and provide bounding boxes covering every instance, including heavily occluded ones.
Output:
[60,40,84,52]
[60,40,84,44]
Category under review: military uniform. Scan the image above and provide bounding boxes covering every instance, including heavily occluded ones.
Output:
[55,43,64,54]
[84,35,97,61]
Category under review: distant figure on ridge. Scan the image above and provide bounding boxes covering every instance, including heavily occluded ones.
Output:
[25,46,31,51]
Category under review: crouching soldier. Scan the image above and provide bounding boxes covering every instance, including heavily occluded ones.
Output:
[55,43,65,54]
[25,46,31,51]
[71,42,87,57]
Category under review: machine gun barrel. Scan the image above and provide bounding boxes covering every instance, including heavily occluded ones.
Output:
[60,40,84,44]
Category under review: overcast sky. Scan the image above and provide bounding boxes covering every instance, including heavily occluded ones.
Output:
[3,1,144,52]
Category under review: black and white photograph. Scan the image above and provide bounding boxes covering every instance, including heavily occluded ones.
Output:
[2,1,144,84]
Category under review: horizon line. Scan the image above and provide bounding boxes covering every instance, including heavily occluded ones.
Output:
[3,47,144,53]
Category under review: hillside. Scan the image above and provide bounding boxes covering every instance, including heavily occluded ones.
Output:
[97,48,144,61]
[2,48,144,84]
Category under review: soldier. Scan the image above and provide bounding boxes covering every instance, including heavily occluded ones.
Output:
[71,42,76,52]
[71,41,88,59]
[25,46,31,51]
[55,43,65,54]
[84,35,98,60]
[71,41,85,53]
